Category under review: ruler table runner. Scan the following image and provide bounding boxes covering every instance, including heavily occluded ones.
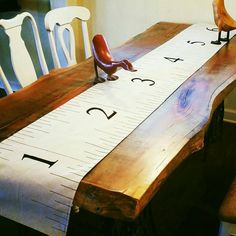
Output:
[0,24,233,235]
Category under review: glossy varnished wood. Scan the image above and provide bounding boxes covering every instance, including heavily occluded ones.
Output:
[1,22,236,221]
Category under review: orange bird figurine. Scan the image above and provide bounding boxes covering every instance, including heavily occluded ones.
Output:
[92,34,136,83]
[212,0,236,44]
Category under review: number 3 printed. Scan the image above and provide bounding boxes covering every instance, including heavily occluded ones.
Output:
[131,77,155,86]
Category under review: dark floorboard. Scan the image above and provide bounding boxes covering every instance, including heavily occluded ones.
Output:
[0,121,235,235]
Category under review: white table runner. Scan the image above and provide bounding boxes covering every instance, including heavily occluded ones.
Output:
[0,24,232,235]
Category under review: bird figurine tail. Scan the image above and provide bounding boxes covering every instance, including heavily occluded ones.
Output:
[211,0,236,44]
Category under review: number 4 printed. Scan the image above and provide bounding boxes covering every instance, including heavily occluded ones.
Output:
[164,57,184,63]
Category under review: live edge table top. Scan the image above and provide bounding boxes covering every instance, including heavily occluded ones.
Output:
[1,22,236,221]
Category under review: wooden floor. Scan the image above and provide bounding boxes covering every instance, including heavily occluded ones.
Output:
[0,121,235,235]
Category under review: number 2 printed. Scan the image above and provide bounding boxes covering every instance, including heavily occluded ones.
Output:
[86,107,117,120]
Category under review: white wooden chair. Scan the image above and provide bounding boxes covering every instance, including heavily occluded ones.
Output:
[0,12,48,94]
[44,6,92,68]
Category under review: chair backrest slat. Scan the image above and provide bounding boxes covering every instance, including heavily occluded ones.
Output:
[45,6,91,68]
[0,12,48,94]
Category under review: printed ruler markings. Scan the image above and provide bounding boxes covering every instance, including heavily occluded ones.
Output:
[41,115,70,124]
[61,102,81,111]
[61,184,77,191]
[98,137,116,148]
[46,118,69,124]
[145,97,161,103]
[46,216,68,227]
[0,146,13,152]
[11,134,25,140]
[124,115,142,122]
[17,132,35,139]
[135,106,154,113]
[0,142,12,146]
[30,123,44,129]
[6,138,89,164]
[70,165,90,173]
[69,171,85,177]
[48,215,68,233]
[0,156,9,161]
[52,226,67,233]
[50,190,74,201]
[84,141,111,151]
[112,126,131,134]
[66,166,77,171]
[25,126,50,134]
[31,199,69,216]
[35,121,51,126]
[67,165,90,172]
[136,104,161,116]
[76,93,96,99]
[95,149,111,154]
[50,173,80,184]
[45,113,59,118]
[61,102,80,108]
[84,149,101,157]
[57,106,81,114]
[39,117,55,122]
[18,129,33,134]
[80,89,103,96]
[53,213,70,221]
[116,122,135,130]
[84,154,101,161]
[99,137,119,146]
[51,110,67,116]
[138,98,159,107]
[67,99,79,103]
[84,87,106,94]
[76,162,95,169]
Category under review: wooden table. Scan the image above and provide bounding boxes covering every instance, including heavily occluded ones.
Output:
[1,22,236,225]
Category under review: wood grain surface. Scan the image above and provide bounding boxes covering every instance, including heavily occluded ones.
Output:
[1,22,236,221]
